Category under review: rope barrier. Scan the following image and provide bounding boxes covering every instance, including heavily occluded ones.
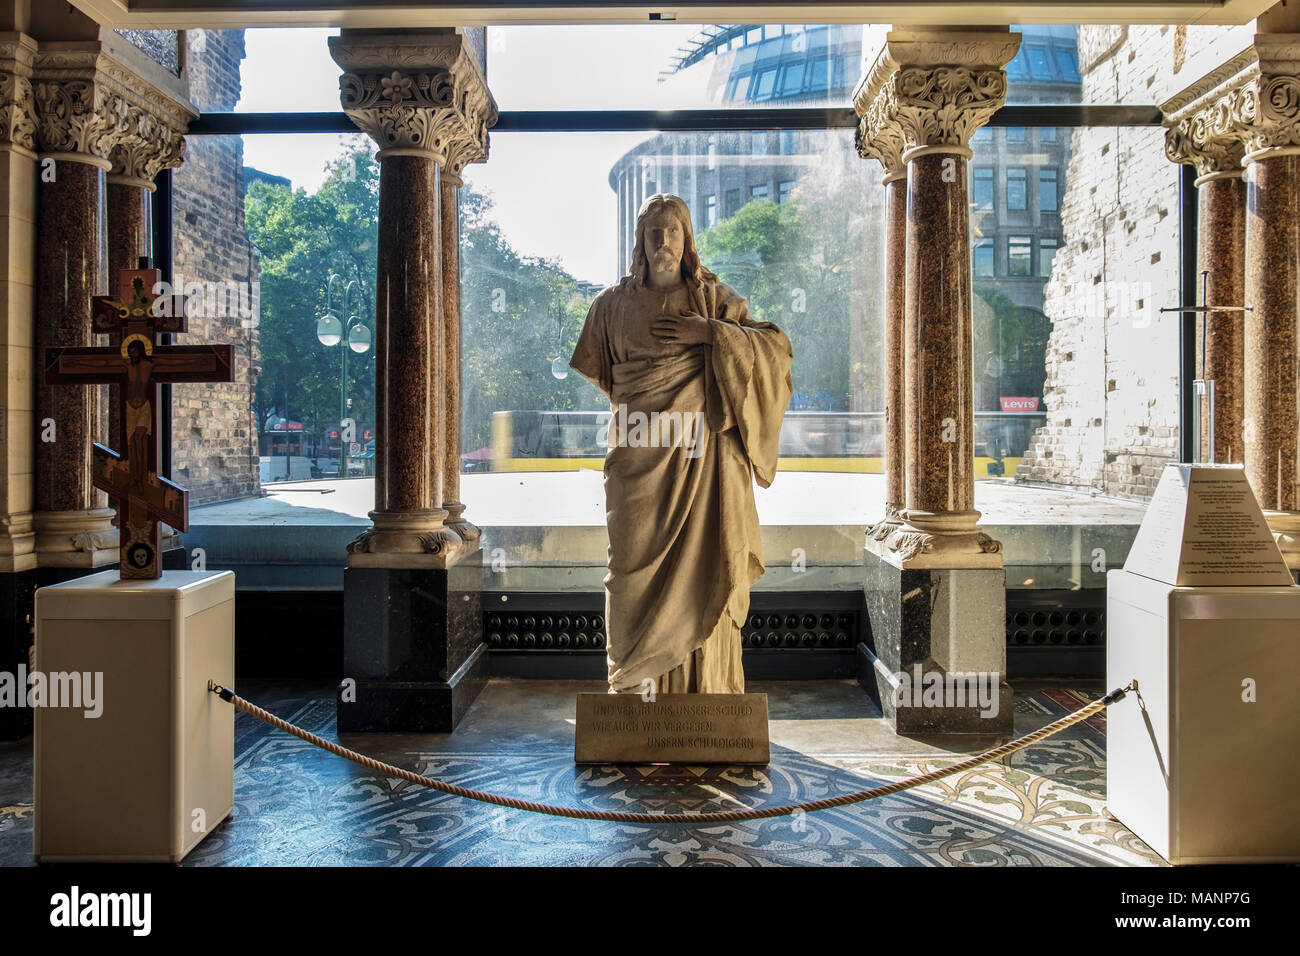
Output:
[209,680,1133,826]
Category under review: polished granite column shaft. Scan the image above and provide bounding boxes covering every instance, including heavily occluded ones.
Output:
[1197,171,1246,464]
[376,154,447,522]
[882,174,907,527]
[904,148,975,523]
[332,28,497,731]
[439,170,480,542]
[1243,148,1300,576]
[852,29,1018,737]
[33,156,117,566]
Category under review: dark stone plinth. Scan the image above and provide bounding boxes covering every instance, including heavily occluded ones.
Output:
[339,550,485,732]
[861,547,1012,736]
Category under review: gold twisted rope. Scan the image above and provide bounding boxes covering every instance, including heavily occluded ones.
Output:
[209,680,1133,826]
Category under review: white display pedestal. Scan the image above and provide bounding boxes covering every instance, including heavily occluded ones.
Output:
[1106,463,1300,865]
[34,570,235,863]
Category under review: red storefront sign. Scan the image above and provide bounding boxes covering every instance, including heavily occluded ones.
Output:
[1000,396,1040,412]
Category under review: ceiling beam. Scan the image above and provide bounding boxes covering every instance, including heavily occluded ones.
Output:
[68,1,1279,30]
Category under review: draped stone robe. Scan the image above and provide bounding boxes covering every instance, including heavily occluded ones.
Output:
[569,275,793,693]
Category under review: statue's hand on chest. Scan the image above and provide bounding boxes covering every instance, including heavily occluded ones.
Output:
[649,288,713,348]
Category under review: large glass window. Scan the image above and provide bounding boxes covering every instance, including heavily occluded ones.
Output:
[178,22,1184,594]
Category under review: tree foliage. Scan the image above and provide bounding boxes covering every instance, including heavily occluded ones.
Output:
[244,136,378,445]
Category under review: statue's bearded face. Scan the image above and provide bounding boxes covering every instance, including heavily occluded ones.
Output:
[642,208,686,278]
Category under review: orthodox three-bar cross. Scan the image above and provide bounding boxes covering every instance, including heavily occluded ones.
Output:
[43,259,233,579]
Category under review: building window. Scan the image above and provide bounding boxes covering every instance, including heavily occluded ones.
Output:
[779,63,804,96]
[1039,126,1057,143]
[972,126,992,142]
[752,131,767,155]
[751,183,769,200]
[706,135,717,170]
[1055,48,1080,80]
[778,180,795,203]
[1006,167,1027,210]
[753,67,778,100]
[725,188,740,217]
[779,129,797,155]
[972,167,994,208]
[974,239,995,277]
[1006,127,1027,142]
[1039,168,1059,212]
[1026,45,1054,79]
[807,55,830,92]
[705,194,718,228]
[1039,238,1059,276]
[1008,235,1032,276]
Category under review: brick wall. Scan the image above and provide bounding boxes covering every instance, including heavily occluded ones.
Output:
[170,28,260,504]
[1015,25,1239,499]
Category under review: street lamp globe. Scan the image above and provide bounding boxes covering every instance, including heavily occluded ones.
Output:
[316,313,343,347]
[347,319,372,354]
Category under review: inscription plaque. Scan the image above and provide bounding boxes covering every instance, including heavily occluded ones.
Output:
[574,693,770,765]
[1123,463,1293,587]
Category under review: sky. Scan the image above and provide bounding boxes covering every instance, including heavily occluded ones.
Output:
[237,26,706,284]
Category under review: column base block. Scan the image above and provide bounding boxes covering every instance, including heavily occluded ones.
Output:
[339,553,485,733]
[337,647,488,733]
[862,545,1012,736]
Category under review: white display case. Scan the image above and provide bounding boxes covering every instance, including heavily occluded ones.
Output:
[33,569,235,863]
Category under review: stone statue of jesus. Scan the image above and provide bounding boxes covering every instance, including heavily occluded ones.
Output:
[570,194,793,695]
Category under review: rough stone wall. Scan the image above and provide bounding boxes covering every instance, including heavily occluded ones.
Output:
[1016,25,1224,499]
[170,29,261,504]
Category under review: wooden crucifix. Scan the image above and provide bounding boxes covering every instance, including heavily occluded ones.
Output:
[43,259,233,579]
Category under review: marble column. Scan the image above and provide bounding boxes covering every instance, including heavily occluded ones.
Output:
[853,87,907,541]
[853,29,1020,736]
[331,29,497,732]
[1242,146,1299,568]
[1165,124,1247,465]
[31,73,118,568]
[29,40,194,573]
[439,156,482,542]
[1162,34,1300,576]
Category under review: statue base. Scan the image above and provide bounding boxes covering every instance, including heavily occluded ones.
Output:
[574,692,769,765]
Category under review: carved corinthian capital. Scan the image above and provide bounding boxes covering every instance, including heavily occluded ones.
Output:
[110,106,187,187]
[1165,119,1245,178]
[32,39,195,170]
[1162,34,1300,170]
[330,29,497,169]
[0,33,38,156]
[853,29,1020,158]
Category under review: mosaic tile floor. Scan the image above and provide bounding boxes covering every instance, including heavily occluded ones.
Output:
[0,680,1164,867]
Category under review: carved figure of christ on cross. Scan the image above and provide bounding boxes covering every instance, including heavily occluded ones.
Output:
[43,262,233,579]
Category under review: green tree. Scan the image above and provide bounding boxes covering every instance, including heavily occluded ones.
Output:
[244,136,378,455]
[696,195,861,409]
[459,187,600,454]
